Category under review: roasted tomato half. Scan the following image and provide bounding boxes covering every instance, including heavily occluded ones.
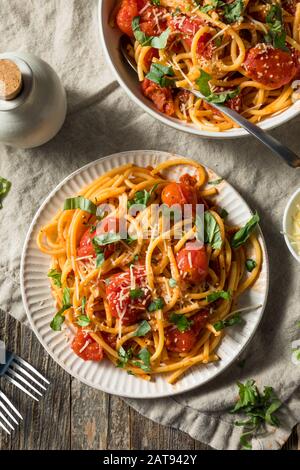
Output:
[166,310,209,353]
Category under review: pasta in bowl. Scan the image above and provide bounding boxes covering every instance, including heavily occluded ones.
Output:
[100,0,300,136]
[36,157,264,385]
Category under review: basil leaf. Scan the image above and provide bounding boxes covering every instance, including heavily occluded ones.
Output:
[62,287,71,307]
[218,208,228,219]
[148,298,164,312]
[117,346,133,368]
[77,315,90,327]
[196,69,212,97]
[200,0,222,13]
[200,211,222,250]
[208,178,223,185]
[169,278,177,288]
[196,70,240,103]
[231,212,260,248]
[169,313,193,333]
[0,177,11,209]
[47,268,62,287]
[207,290,231,302]
[50,313,65,331]
[146,63,174,88]
[63,196,97,214]
[151,0,160,4]
[214,313,242,331]
[132,16,170,49]
[129,288,144,299]
[93,232,121,246]
[265,4,287,51]
[134,320,151,337]
[128,187,156,209]
[132,348,151,372]
[96,252,105,268]
[245,259,257,272]
[223,0,244,23]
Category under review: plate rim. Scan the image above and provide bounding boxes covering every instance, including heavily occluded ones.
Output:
[98,0,300,140]
[20,150,270,398]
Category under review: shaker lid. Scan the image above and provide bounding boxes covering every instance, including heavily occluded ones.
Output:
[0,59,22,101]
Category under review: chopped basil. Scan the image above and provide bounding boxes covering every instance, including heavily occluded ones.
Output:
[231,212,260,248]
[63,196,97,215]
[134,320,151,337]
[223,0,244,23]
[218,208,229,219]
[198,211,222,250]
[132,16,170,49]
[117,346,133,368]
[129,288,144,299]
[0,177,11,209]
[89,225,96,233]
[200,0,221,13]
[169,313,193,333]
[47,268,62,287]
[50,287,72,331]
[104,278,111,285]
[146,63,174,88]
[96,252,105,268]
[231,380,281,449]
[148,297,164,312]
[77,315,90,327]
[208,178,223,186]
[265,4,287,50]
[245,259,257,272]
[132,348,151,373]
[207,290,231,302]
[128,186,157,210]
[169,278,177,288]
[151,0,160,4]
[196,69,240,104]
[214,313,242,331]
[93,232,121,246]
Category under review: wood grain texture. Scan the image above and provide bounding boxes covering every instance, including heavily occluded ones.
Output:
[0,312,298,450]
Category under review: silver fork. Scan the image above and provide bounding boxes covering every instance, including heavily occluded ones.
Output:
[0,390,22,434]
[0,351,50,401]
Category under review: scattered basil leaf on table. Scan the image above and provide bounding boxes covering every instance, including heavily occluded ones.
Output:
[0,177,11,209]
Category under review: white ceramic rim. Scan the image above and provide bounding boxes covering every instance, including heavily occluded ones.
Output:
[98,0,300,139]
[283,187,300,263]
[20,150,269,398]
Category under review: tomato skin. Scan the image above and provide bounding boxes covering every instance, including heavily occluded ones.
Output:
[77,217,119,259]
[161,174,197,208]
[169,16,212,58]
[106,266,151,325]
[71,329,104,361]
[141,78,175,116]
[144,48,159,70]
[116,1,166,37]
[139,6,168,37]
[283,0,300,15]
[176,244,209,284]
[116,0,139,37]
[166,310,209,353]
[243,44,297,89]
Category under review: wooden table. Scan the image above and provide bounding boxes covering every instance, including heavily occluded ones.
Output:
[0,313,298,450]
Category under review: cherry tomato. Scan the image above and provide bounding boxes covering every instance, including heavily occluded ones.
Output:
[243,44,297,89]
[116,0,139,37]
[77,217,119,259]
[139,5,168,37]
[71,329,104,361]
[116,1,167,37]
[169,16,212,58]
[141,78,175,116]
[161,174,197,208]
[176,244,208,283]
[106,265,152,325]
[166,310,209,353]
[283,0,299,15]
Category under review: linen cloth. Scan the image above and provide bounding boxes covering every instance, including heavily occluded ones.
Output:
[0,0,299,450]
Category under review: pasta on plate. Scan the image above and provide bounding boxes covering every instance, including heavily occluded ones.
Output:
[113,0,300,132]
[37,158,262,384]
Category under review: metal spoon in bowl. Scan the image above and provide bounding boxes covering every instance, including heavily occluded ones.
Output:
[120,35,300,168]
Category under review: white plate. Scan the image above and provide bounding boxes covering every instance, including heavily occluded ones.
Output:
[99,0,300,139]
[21,150,269,398]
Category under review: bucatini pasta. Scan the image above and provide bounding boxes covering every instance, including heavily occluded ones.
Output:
[37,158,262,384]
[114,0,300,132]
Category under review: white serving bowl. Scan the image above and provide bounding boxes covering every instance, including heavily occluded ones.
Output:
[283,187,300,263]
[99,0,300,139]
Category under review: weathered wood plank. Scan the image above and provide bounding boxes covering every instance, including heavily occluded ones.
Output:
[107,396,131,449]
[0,312,71,450]
[70,379,109,450]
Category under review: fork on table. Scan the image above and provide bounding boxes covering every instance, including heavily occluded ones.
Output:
[0,390,22,434]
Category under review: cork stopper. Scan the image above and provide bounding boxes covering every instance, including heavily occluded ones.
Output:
[0,59,22,101]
